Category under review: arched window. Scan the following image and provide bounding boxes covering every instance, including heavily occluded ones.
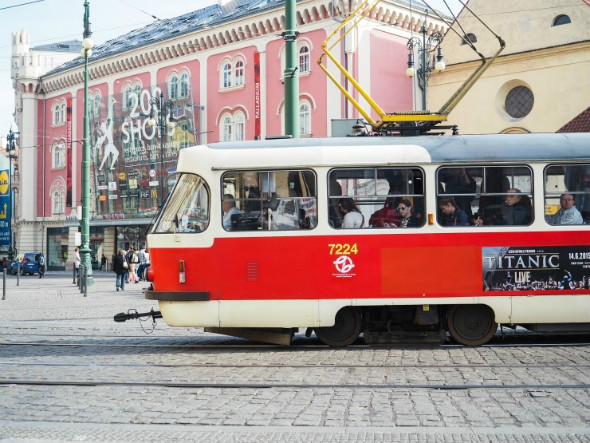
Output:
[53,103,60,125]
[552,14,571,26]
[59,103,66,124]
[235,60,244,86]
[169,75,179,100]
[52,189,65,215]
[222,115,232,141]
[222,62,232,88]
[299,45,310,73]
[52,142,65,169]
[299,101,311,136]
[180,73,189,97]
[234,112,245,141]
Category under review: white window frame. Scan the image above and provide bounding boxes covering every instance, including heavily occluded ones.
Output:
[299,100,311,136]
[52,142,66,169]
[235,59,245,86]
[299,45,310,73]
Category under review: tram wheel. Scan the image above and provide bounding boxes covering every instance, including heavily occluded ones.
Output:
[315,307,362,347]
[447,304,498,346]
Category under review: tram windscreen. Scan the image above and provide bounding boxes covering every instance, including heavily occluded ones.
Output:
[153,174,209,233]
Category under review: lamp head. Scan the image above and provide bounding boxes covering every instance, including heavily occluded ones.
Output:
[82,37,94,50]
[434,47,445,72]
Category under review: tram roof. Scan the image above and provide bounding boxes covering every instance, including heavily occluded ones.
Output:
[178,133,590,171]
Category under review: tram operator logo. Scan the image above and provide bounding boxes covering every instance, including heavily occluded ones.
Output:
[333,255,355,276]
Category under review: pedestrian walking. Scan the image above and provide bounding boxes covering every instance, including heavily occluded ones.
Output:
[113,248,128,291]
[73,247,81,284]
[37,253,46,278]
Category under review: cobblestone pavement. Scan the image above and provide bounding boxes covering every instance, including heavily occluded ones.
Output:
[0,271,589,442]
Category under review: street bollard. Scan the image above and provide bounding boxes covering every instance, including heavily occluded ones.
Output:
[16,263,20,287]
[83,266,87,297]
[2,268,5,300]
[78,265,84,292]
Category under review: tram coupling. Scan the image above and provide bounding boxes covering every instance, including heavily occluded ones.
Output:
[113,308,162,323]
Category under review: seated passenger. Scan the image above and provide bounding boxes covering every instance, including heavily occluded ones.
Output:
[222,194,242,230]
[397,199,421,228]
[546,193,583,225]
[438,197,469,226]
[501,188,532,225]
[369,198,400,228]
[339,198,364,228]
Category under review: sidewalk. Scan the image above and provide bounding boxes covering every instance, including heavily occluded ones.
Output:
[0,269,158,327]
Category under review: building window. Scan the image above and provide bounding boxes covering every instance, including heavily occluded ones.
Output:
[53,103,61,125]
[180,73,189,98]
[169,75,179,100]
[234,112,245,141]
[235,60,244,86]
[52,189,65,215]
[300,101,311,136]
[222,114,232,141]
[52,142,65,169]
[505,86,534,119]
[552,15,571,26]
[460,33,477,45]
[52,101,66,126]
[220,111,246,142]
[299,45,310,73]
[222,61,232,88]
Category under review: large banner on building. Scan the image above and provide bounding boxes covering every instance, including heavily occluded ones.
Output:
[66,98,73,208]
[89,83,196,220]
[0,169,10,247]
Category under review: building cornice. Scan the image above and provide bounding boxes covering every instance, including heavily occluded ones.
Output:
[37,0,447,95]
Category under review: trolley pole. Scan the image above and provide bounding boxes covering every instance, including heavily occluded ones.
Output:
[283,0,299,138]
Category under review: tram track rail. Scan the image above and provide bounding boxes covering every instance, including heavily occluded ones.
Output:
[0,379,588,390]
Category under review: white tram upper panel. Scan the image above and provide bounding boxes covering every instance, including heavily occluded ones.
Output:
[176,133,590,173]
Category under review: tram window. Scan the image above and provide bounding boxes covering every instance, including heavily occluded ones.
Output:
[329,167,425,229]
[221,169,317,231]
[153,174,209,233]
[436,165,533,227]
[544,164,590,225]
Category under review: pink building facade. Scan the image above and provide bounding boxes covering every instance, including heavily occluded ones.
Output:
[12,0,446,269]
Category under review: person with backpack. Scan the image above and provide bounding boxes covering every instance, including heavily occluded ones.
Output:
[113,248,128,291]
[37,253,46,278]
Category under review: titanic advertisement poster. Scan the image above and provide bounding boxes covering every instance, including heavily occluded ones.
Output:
[482,246,590,291]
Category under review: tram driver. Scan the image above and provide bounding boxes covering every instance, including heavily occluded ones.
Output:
[222,194,242,230]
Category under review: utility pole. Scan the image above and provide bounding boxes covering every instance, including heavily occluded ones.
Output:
[283,0,299,138]
[81,0,95,285]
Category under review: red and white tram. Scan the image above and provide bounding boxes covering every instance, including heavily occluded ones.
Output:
[143,133,590,346]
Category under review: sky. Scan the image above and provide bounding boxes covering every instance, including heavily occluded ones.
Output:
[0,0,463,140]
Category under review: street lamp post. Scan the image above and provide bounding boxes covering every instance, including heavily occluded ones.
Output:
[80,0,94,284]
[406,14,445,111]
[147,93,175,208]
[6,129,18,262]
